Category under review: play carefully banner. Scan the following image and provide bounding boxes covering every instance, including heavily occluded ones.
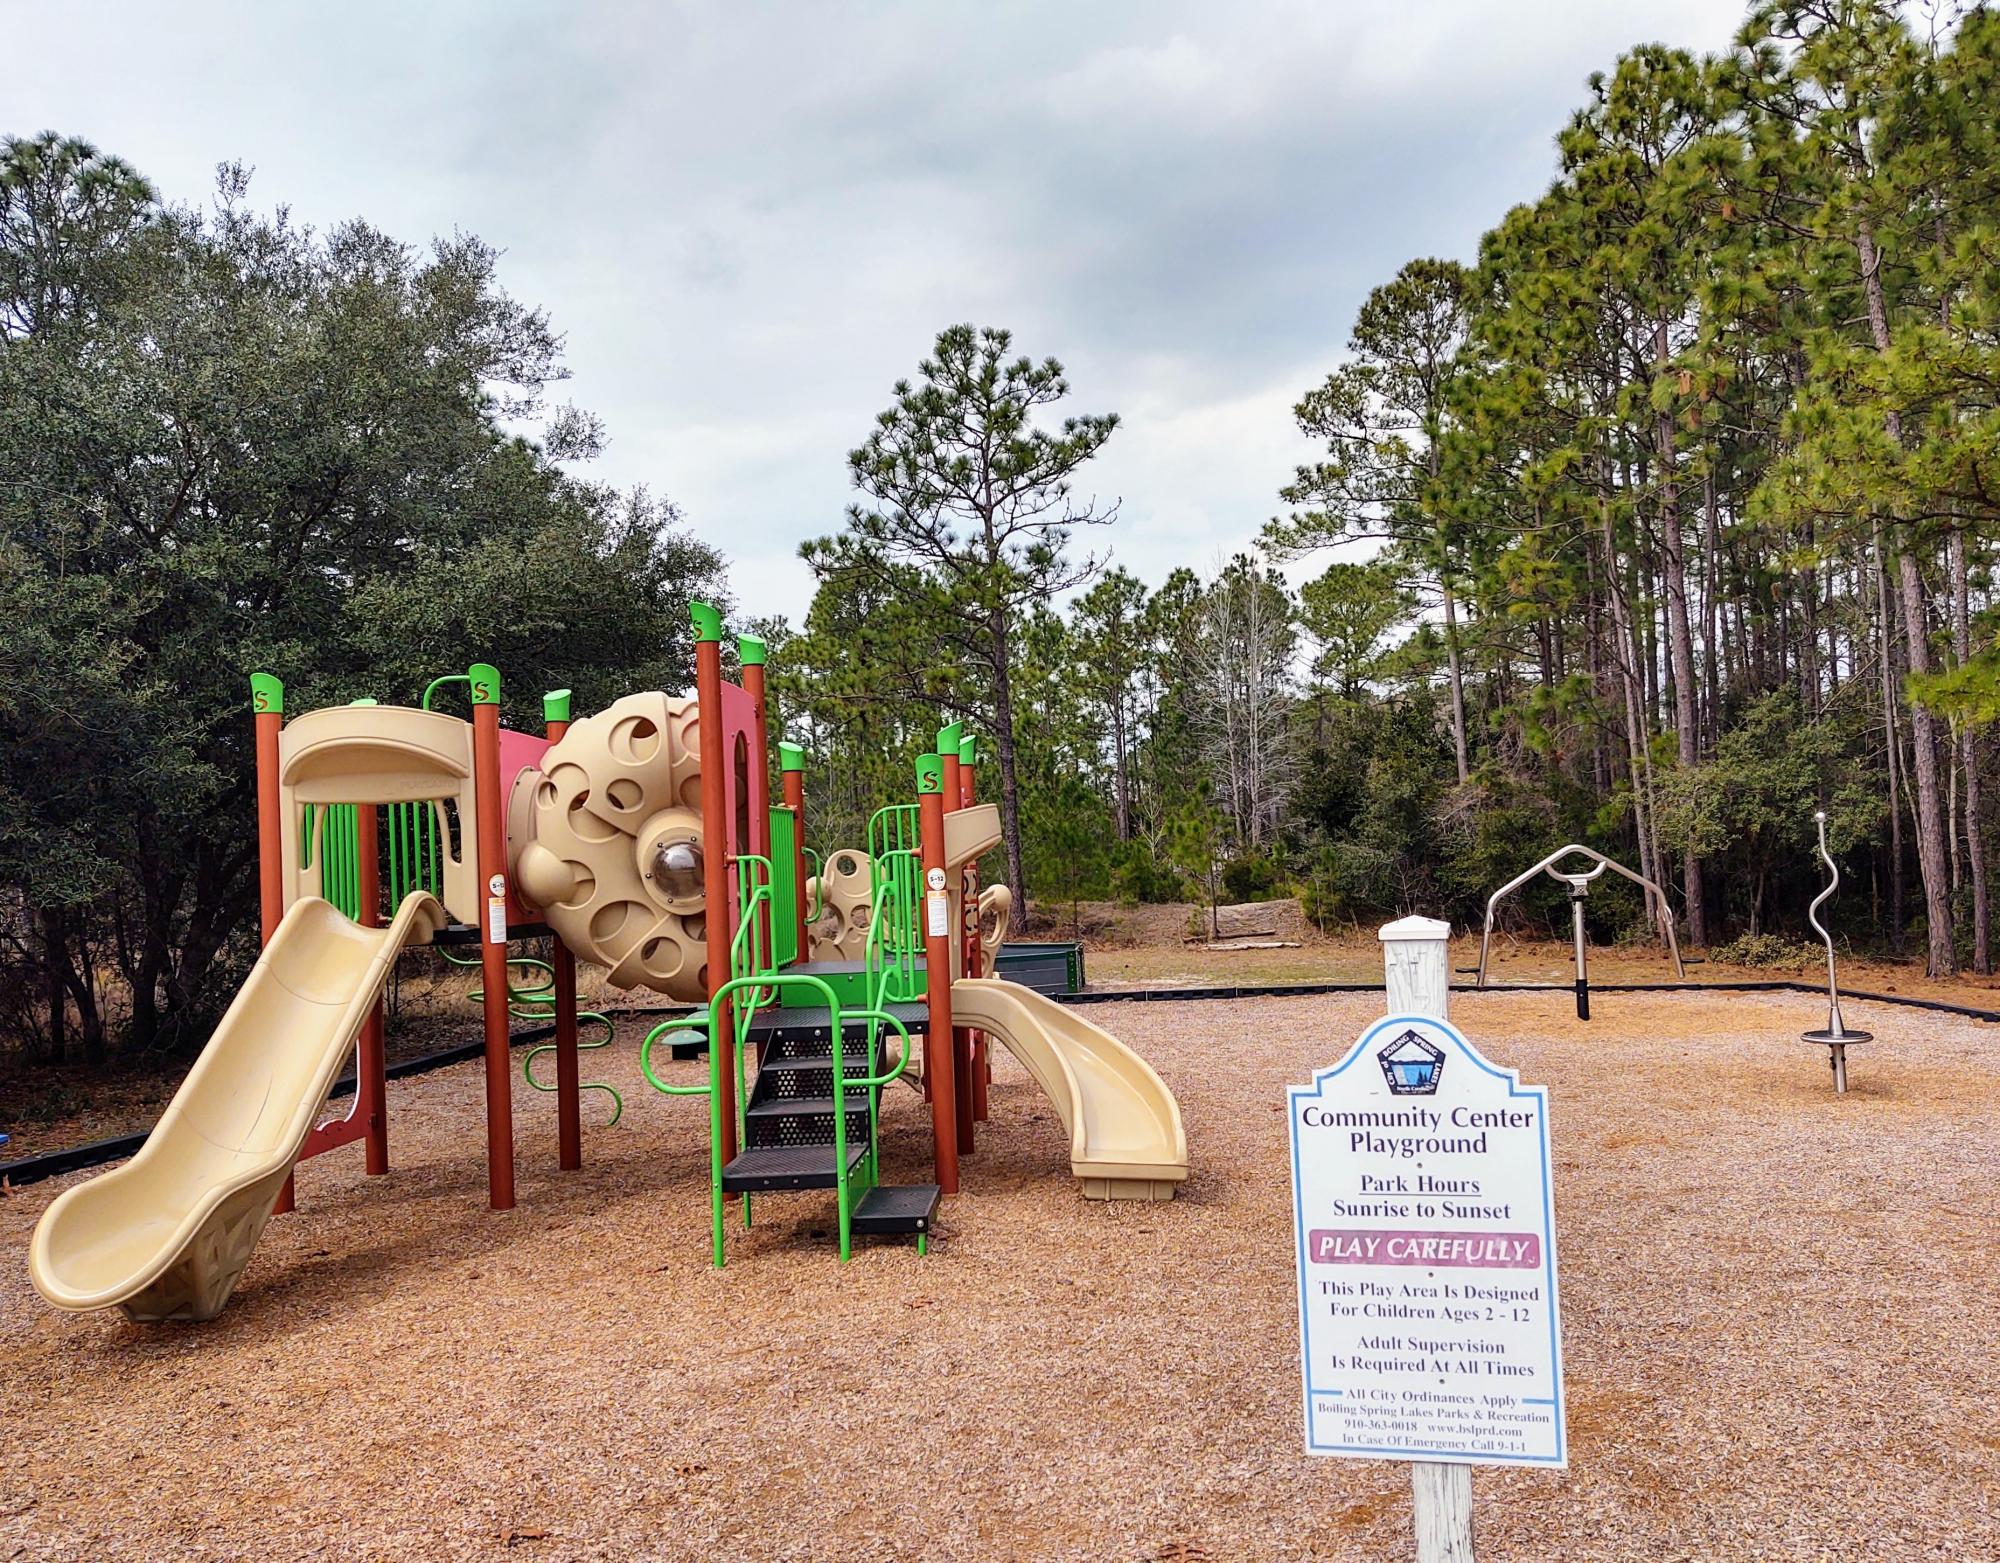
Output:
[1289,1014,1566,1467]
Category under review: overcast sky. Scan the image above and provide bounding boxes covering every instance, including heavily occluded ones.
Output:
[12,1,1747,624]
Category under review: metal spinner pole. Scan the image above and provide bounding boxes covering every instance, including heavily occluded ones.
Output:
[1569,879,1590,1021]
[1803,810,1871,1093]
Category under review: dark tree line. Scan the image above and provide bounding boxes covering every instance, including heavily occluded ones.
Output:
[0,136,725,1061]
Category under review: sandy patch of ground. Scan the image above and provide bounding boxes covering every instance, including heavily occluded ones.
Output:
[2,986,1994,1560]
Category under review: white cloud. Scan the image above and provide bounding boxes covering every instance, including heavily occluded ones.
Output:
[10,0,1748,626]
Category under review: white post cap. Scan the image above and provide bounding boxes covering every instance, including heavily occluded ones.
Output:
[1379,915,1451,943]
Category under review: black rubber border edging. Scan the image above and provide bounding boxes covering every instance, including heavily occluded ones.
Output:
[6,978,1991,1188]
[0,1022,557,1189]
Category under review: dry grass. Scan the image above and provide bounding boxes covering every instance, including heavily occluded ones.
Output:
[1087,925,2000,1005]
[3,987,1997,1560]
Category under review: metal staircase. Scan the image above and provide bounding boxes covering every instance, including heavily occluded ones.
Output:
[641,844,937,1264]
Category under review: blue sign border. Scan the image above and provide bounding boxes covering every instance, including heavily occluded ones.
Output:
[1289,1013,1566,1466]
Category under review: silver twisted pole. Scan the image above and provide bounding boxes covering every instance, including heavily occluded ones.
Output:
[1807,810,1847,1040]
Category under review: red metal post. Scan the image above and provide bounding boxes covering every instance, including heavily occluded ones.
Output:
[693,607,738,1168]
[552,945,581,1171]
[936,724,973,1154]
[738,638,772,856]
[780,742,810,959]
[470,663,516,1211]
[739,637,774,973]
[959,732,989,1123]
[251,675,297,1215]
[917,754,959,1194]
[251,673,285,944]
[545,690,582,1172]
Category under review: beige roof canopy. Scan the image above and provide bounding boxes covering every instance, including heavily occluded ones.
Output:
[278,704,480,927]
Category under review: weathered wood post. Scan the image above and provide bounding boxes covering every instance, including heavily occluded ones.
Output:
[1380,915,1476,1563]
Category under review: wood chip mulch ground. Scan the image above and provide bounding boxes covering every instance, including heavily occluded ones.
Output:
[2,989,1995,1561]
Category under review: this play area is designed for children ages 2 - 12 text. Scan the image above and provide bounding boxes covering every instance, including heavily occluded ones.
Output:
[25,604,1188,1322]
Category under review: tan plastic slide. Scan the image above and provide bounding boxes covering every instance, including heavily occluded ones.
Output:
[29,892,445,1322]
[950,977,1187,1200]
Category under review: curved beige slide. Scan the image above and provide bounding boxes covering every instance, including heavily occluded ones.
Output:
[950,977,1187,1201]
[29,892,445,1323]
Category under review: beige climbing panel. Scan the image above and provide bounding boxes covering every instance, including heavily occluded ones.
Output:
[807,846,875,961]
[514,692,712,1000]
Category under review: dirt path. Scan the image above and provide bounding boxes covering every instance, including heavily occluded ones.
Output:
[2,987,1994,1559]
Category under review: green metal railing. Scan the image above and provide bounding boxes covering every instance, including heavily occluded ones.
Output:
[299,803,363,920]
[862,801,923,1027]
[385,799,445,906]
[864,847,923,1010]
[732,854,779,1008]
[634,853,916,1264]
[639,973,914,1267]
[382,675,466,906]
[867,801,919,864]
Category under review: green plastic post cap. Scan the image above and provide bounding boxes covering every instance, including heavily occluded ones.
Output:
[690,602,723,642]
[959,733,977,765]
[916,754,944,794]
[936,720,964,755]
[250,672,284,715]
[778,741,806,773]
[737,635,767,667]
[544,689,573,724]
[350,698,379,707]
[468,663,501,705]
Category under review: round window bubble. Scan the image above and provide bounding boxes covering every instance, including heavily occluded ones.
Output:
[651,839,704,901]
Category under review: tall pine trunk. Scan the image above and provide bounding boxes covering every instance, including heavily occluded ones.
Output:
[1858,218,1955,975]
[1874,521,1907,956]
[987,605,1028,933]
[1441,575,1470,786]
[1950,525,1990,972]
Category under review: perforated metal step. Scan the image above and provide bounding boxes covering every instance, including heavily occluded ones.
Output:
[744,1094,868,1119]
[850,1183,940,1235]
[743,1003,928,1045]
[743,1092,872,1149]
[720,1142,868,1193]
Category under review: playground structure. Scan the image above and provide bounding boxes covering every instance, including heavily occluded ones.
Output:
[1474,843,1684,1019]
[28,607,1186,1321]
[1803,810,1872,1093]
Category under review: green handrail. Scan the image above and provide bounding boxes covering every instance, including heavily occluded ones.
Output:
[729,855,780,1160]
[383,671,465,904]
[701,972,915,1266]
[638,1010,711,1096]
[299,803,362,919]
[863,846,923,1011]
[867,801,920,862]
[420,673,472,712]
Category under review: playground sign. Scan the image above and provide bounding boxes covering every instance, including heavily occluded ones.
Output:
[1290,1012,1565,1468]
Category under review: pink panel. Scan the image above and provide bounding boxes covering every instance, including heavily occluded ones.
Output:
[715,680,760,860]
[498,727,551,923]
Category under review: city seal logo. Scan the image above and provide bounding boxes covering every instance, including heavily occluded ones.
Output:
[1376,1029,1445,1095]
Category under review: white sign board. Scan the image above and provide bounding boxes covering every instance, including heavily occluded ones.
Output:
[1290,1013,1565,1467]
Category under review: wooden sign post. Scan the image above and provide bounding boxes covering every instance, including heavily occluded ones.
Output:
[1290,916,1567,1562]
